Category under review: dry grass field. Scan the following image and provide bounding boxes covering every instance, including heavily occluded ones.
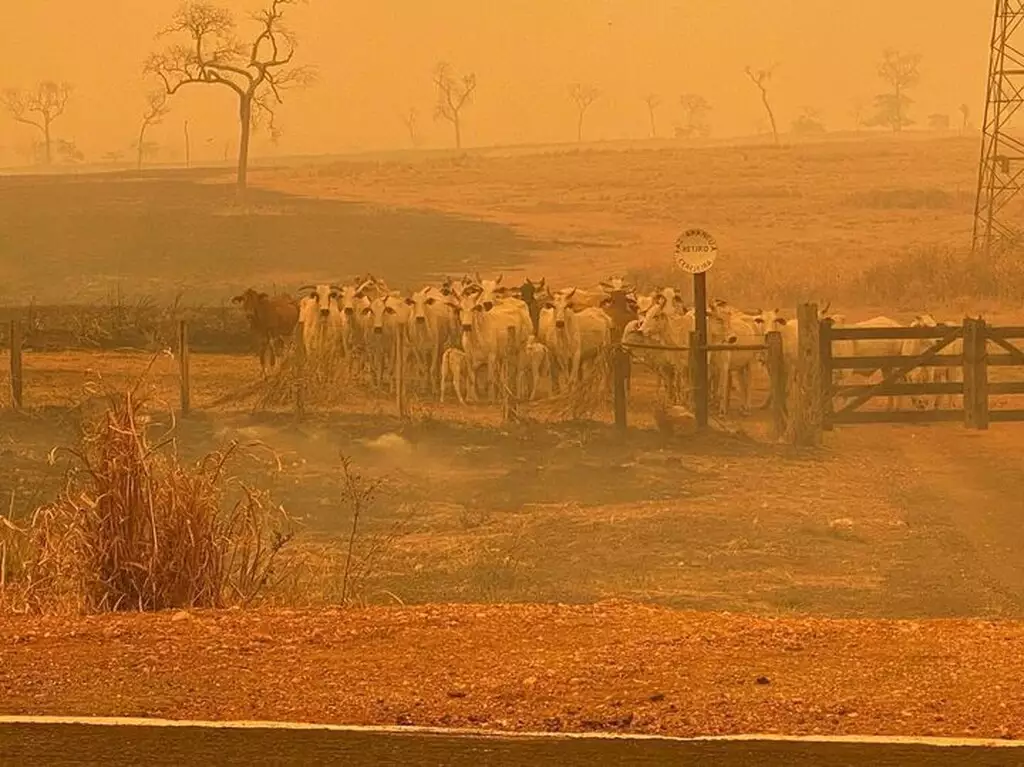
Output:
[5,134,1024,736]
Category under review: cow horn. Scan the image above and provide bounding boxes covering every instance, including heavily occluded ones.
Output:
[474,271,482,284]
[821,301,832,316]
[329,284,344,293]
[297,285,315,293]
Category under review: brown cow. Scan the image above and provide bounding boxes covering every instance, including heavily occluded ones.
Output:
[231,288,300,377]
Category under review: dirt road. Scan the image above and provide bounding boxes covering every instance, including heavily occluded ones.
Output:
[832,424,1024,617]
[3,721,1021,767]
[3,606,1024,741]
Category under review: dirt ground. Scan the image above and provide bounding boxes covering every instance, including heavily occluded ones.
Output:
[4,604,1024,740]
[3,346,1024,618]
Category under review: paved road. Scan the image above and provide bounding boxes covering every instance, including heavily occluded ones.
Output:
[2,721,1023,766]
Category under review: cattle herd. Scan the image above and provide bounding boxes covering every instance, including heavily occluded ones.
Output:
[230,275,962,416]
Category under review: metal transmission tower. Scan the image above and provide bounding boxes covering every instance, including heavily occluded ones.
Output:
[973,0,1024,254]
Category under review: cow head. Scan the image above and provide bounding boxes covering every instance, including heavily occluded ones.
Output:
[516,277,546,305]
[231,288,266,317]
[361,295,405,334]
[751,308,782,337]
[471,273,507,311]
[452,291,487,334]
[543,288,577,330]
[405,288,440,325]
[297,283,343,320]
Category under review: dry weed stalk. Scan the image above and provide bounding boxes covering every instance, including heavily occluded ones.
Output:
[8,367,295,613]
[530,349,612,421]
[338,454,386,604]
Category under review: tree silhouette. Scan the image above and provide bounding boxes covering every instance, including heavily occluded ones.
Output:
[569,83,600,142]
[1,81,73,165]
[744,65,779,145]
[433,62,476,149]
[145,0,315,196]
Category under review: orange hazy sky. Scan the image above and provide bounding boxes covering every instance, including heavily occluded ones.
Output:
[0,1,993,160]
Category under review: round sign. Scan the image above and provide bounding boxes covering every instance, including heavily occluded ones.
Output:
[674,228,718,274]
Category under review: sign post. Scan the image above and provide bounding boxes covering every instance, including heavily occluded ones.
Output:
[674,228,718,429]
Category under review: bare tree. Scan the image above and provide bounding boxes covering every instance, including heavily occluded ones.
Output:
[959,103,971,135]
[870,48,922,133]
[643,93,661,138]
[0,81,73,165]
[136,91,171,171]
[433,62,476,149]
[744,65,779,145]
[850,97,868,132]
[569,83,600,142]
[401,107,422,147]
[678,93,712,138]
[144,0,315,196]
[184,120,192,167]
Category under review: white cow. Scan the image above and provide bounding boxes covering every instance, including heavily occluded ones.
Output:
[630,295,695,403]
[900,313,963,411]
[831,315,905,411]
[708,305,761,416]
[538,289,613,393]
[439,346,470,405]
[362,294,411,392]
[450,290,532,402]
[404,286,452,393]
[521,335,552,401]
[296,283,345,360]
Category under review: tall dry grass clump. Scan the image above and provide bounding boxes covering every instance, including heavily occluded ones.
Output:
[6,385,295,613]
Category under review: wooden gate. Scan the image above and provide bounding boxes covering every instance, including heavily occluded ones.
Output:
[821,320,968,427]
[811,311,1024,432]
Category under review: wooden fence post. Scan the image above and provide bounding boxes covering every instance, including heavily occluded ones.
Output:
[395,330,407,419]
[790,303,822,446]
[963,317,989,430]
[502,327,518,423]
[295,322,306,418]
[177,320,191,416]
[765,330,786,440]
[819,316,834,431]
[613,344,628,432]
[9,320,23,410]
[687,330,702,413]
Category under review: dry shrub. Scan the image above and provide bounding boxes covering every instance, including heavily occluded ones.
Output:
[3,378,295,614]
[852,242,1024,307]
[845,187,958,210]
[251,345,387,411]
[529,348,613,421]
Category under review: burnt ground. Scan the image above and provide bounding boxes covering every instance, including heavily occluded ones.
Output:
[0,169,544,307]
